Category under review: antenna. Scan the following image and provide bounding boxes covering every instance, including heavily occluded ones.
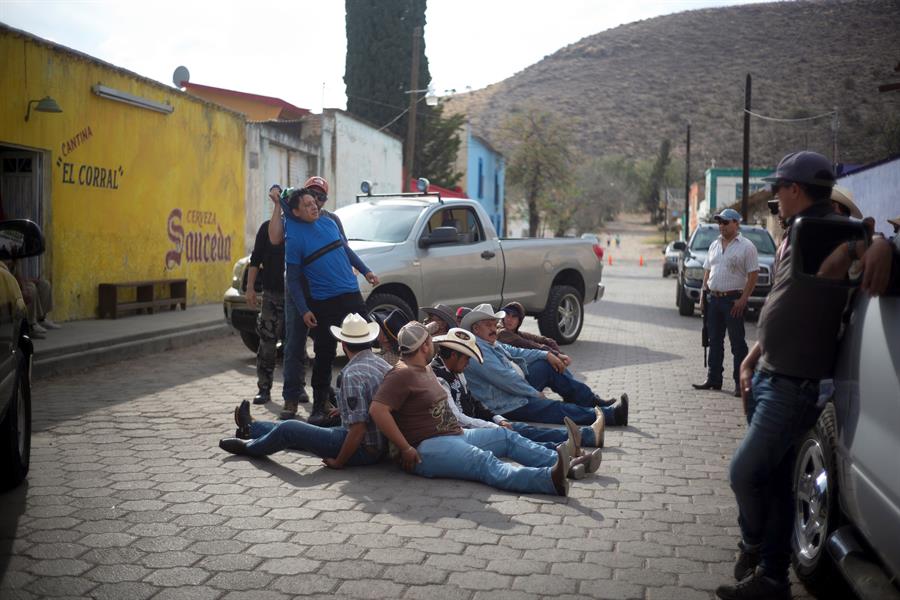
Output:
[172,66,190,89]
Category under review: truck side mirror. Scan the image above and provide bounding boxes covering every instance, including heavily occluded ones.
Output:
[0,219,45,260]
[419,226,458,248]
[791,217,869,287]
[673,241,687,251]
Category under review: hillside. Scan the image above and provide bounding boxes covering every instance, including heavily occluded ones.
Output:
[446,0,900,169]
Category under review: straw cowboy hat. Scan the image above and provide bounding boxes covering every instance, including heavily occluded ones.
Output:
[460,303,506,332]
[329,313,379,344]
[433,328,484,363]
[831,185,862,219]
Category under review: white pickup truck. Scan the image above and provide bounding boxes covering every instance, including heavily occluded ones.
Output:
[224,192,605,351]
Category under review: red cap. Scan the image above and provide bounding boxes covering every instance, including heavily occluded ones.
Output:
[303,176,328,194]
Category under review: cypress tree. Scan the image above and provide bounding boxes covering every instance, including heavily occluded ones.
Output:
[344,0,462,188]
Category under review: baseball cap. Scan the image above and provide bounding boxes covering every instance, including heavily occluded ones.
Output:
[303,176,329,195]
[713,208,742,223]
[763,151,835,188]
[397,322,430,354]
[269,183,282,192]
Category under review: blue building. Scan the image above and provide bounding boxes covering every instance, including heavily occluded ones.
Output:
[456,125,506,236]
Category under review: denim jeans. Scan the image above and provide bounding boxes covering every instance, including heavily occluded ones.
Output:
[306,292,369,392]
[413,428,557,495]
[510,421,598,448]
[706,295,748,386]
[729,370,822,582]
[246,421,381,466]
[505,397,616,426]
[525,359,596,406]
[282,290,308,401]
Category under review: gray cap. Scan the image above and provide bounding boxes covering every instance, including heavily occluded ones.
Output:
[713,208,742,223]
[763,151,835,188]
[397,322,430,354]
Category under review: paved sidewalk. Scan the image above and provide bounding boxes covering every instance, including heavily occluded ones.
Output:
[1,262,816,600]
[32,303,230,378]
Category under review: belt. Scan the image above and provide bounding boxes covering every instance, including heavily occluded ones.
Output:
[709,290,742,298]
[757,367,819,388]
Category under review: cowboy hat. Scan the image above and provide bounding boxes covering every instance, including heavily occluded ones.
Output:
[421,303,456,330]
[460,303,506,332]
[330,313,379,344]
[830,185,862,219]
[433,327,484,363]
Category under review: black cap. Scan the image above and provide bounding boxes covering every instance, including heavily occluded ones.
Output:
[763,151,835,188]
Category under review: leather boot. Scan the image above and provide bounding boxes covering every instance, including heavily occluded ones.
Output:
[308,387,340,427]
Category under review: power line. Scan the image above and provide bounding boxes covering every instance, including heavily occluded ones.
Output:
[743,108,836,123]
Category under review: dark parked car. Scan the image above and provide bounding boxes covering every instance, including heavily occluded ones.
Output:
[674,223,776,316]
[0,219,45,491]
[662,241,682,277]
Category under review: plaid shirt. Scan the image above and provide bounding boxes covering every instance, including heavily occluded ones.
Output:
[337,349,392,454]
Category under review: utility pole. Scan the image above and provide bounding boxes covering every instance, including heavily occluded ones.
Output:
[684,122,691,240]
[741,74,751,222]
[403,26,422,192]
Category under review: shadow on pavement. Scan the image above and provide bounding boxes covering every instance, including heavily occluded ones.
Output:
[591,299,701,332]
[568,339,682,371]
[0,481,28,583]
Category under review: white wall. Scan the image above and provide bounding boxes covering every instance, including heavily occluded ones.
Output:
[839,159,900,238]
[327,111,402,209]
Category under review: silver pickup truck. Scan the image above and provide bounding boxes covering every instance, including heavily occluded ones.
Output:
[223,192,604,351]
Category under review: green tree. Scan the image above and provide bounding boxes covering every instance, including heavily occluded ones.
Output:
[641,139,672,223]
[501,109,575,237]
[344,0,462,187]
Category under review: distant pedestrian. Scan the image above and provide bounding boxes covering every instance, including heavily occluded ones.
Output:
[692,208,759,398]
[247,184,286,406]
[614,234,621,248]
[606,236,611,248]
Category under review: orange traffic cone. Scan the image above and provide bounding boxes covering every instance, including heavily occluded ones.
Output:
[639,255,644,266]
[608,255,613,266]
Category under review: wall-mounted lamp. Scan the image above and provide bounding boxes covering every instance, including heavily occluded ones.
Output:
[24,96,63,122]
[92,84,174,114]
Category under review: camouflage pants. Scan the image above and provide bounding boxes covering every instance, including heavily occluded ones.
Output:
[256,291,285,392]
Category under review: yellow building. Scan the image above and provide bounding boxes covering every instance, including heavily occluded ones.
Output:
[0,24,246,321]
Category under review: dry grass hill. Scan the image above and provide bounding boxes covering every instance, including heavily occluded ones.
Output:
[446,0,900,169]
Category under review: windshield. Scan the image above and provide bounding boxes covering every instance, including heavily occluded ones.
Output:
[690,226,775,255]
[335,203,422,243]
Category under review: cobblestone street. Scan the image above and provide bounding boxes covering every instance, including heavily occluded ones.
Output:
[1,256,816,599]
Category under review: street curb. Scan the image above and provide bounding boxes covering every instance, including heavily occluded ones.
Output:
[34,322,230,378]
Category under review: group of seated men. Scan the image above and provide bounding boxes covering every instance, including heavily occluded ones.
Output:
[219,301,630,497]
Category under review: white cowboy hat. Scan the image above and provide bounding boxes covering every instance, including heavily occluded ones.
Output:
[433,327,484,363]
[460,303,506,332]
[830,185,862,219]
[329,312,379,344]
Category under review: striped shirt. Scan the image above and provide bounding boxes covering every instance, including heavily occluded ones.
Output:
[703,234,758,292]
[336,349,392,454]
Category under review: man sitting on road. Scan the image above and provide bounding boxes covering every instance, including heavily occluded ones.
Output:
[431,327,603,479]
[421,303,456,336]
[462,304,629,427]
[369,322,574,496]
[217,313,391,469]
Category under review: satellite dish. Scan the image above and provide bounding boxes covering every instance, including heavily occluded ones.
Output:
[173,66,190,88]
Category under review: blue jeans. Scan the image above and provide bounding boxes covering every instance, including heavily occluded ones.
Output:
[706,295,748,386]
[729,371,822,582]
[525,359,596,406]
[246,421,381,466]
[282,290,308,401]
[414,428,557,495]
[505,397,616,426]
[511,421,598,448]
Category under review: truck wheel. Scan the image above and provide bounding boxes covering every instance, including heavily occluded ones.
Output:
[0,354,31,491]
[240,330,260,354]
[792,404,847,597]
[677,283,694,316]
[366,293,415,322]
[538,285,583,345]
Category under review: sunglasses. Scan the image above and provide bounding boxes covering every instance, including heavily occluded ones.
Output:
[308,189,327,203]
[770,180,794,195]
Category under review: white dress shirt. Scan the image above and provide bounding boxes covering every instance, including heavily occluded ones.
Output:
[703,234,759,292]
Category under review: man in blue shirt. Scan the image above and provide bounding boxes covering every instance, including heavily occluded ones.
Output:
[279,188,379,426]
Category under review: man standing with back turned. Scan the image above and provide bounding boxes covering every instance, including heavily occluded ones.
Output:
[693,208,758,397]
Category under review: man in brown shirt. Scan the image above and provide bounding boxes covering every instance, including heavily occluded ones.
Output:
[369,322,572,496]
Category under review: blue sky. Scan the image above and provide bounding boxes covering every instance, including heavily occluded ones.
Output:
[1,0,768,112]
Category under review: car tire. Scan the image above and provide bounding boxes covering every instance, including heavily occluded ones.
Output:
[0,353,31,491]
[792,404,848,598]
[366,292,415,322]
[240,330,260,354]
[538,285,583,345]
[677,283,694,316]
